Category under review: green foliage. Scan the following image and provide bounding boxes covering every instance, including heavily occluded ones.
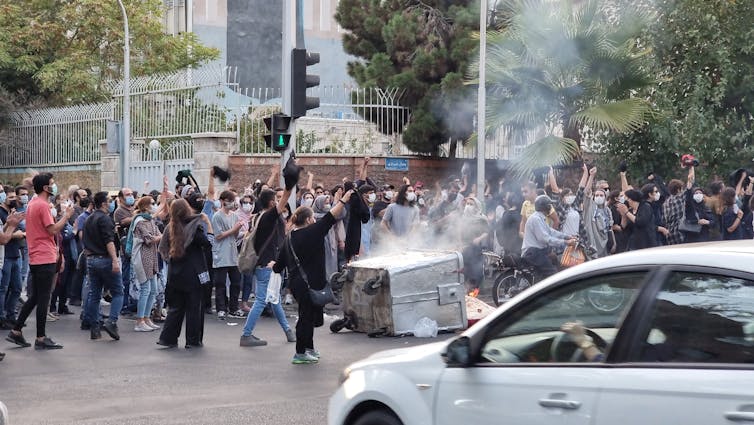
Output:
[474,0,653,178]
[598,0,754,182]
[0,0,218,107]
[336,0,479,154]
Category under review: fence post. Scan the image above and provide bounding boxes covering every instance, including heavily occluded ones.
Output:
[99,140,122,192]
[191,132,236,195]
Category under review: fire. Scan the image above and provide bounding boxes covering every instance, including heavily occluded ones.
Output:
[468,288,479,298]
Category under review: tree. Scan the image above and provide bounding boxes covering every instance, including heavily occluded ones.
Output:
[474,0,653,177]
[0,0,218,107]
[597,0,754,182]
[335,0,479,155]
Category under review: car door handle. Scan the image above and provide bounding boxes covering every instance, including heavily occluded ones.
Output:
[538,399,581,410]
[725,411,754,422]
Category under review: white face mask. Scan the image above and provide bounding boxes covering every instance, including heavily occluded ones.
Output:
[594,196,606,206]
[367,193,376,203]
[418,197,425,206]
[653,192,661,202]
[441,190,448,202]
[384,191,394,200]
[302,198,314,208]
[242,203,253,212]
[50,207,58,218]
[406,192,417,202]
[150,204,159,214]
[213,200,221,209]
[618,196,626,204]
[693,193,704,203]
[463,205,475,215]
[564,195,576,205]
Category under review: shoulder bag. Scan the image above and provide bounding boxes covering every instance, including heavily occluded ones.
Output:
[678,209,702,234]
[287,235,334,307]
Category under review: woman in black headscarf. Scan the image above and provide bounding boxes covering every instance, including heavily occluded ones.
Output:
[616,189,657,251]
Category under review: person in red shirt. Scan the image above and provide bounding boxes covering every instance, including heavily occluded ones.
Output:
[6,173,73,350]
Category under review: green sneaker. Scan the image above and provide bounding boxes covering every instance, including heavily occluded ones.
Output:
[292,352,319,364]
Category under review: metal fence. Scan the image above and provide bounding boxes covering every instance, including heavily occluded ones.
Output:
[128,139,194,190]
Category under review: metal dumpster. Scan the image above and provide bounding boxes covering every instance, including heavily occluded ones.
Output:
[331,250,467,336]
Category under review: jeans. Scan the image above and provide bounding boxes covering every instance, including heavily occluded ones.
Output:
[0,257,22,321]
[14,263,56,338]
[19,245,28,290]
[241,267,290,337]
[136,275,158,319]
[85,257,124,325]
[120,256,133,311]
[241,271,255,302]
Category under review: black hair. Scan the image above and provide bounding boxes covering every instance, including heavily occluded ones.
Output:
[32,173,53,194]
[93,191,109,209]
[358,184,376,195]
[258,189,276,210]
[506,191,524,210]
[79,197,92,209]
[395,184,414,206]
[291,206,313,227]
[219,190,236,202]
[640,183,657,201]
[15,186,27,195]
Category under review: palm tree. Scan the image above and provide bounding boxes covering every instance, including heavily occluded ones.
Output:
[470,0,653,176]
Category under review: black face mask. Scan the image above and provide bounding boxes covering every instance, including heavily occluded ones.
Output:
[7,200,17,210]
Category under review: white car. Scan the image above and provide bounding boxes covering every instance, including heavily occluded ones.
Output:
[329,241,754,425]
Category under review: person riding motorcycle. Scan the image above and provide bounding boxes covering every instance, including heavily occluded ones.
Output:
[521,195,578,282]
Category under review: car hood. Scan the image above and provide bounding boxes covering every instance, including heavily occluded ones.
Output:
[352,341,449,368]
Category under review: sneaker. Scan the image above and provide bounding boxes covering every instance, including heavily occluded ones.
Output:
[145,319,161,330]
[228,309,246,318]
[285,328,297,343]
[156,340,178,348]
[102,320,120,340]
[134,322,154,332]
[90,326,101,340]
[239,335,268,347]
[291,352,319,364]
[217,311,226,320]
[284,294,294,305]
[46,312,58,322]
[305,348,321,359]
[0,351,4,361]
[34,337,63,350]
[6,331,31,348]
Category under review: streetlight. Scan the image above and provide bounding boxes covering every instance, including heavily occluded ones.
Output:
[117,0,130,189]
[476,0,487,208]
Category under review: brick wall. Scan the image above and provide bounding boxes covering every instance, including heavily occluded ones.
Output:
[228,155,477,191]
[0,166,101,192]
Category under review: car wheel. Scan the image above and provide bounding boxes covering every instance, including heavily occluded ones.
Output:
[492,272,532,306]
[353,409,403,425]
[586,284,625,313]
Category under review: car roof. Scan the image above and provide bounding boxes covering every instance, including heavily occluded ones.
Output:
[549,240,754,282]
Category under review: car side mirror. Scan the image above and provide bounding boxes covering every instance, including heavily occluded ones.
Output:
[442,336,472,367]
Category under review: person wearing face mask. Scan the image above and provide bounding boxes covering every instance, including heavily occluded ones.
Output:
[312,195,345,280]
[681,166,715,243]
[616,189,657,251]
[129,196,163,332]
[235,194,256,313]
[641,183,669,246]
[113,187,137,315]
[608,190,628,253]
[360,186,378,258]
[582,169,615,258]
[0,189,26,330]
[300,192,315,209]
[382,184,420,238]
[720,187,745,240]
[210,191,246,320]
[548,165,596,258]
[459,196,490,291]
[662,179,687,245]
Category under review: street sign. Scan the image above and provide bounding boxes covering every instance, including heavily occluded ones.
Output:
[385,157,409,172]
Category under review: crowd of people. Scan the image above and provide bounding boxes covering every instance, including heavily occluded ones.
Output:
[0,156,751,364]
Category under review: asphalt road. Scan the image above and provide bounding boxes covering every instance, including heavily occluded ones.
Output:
[0,305,454,425]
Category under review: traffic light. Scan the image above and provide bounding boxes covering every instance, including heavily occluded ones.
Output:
[263,113,292,152]
[291,48,320,118]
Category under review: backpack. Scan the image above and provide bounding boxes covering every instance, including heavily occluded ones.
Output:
[124,216,145,258]
[237,213,262,273]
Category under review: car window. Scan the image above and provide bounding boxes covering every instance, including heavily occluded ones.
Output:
[634,271,754,364]
[480,272,645,364]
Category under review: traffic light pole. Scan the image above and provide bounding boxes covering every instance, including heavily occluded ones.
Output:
[282,0,297,211]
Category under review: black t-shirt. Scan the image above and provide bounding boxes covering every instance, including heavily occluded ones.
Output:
[0,207,21,259]
[372,200,389,221]
[273,212,336,290]
[254,208,285,267]
[83,210,116,256]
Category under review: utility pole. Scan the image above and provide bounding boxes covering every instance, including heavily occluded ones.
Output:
[117,0,131,189]
[476,0,487,209]
[281,0,299,212]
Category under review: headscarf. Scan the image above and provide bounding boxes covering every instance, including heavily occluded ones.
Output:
[463,196,485,218]
[312,195,330,220]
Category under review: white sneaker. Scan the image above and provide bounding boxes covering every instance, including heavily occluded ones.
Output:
[134,322,154,332]
[217,311,226,320]
[145,319,161,330]
[284,294,294,305]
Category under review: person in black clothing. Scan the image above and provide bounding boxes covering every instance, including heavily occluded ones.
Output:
[157,199,213,348]
[271,188,354,364]
[344,184,373,262]
[608,190,628,253]
[498,191,523,256]
[683,186,715,243]
[617,189,657,251]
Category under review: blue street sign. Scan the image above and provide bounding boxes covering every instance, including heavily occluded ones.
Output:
[385,157,409,172]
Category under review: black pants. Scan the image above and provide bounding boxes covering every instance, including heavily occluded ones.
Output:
[52,256,75,310]
[292,284,323,355]
[522,247,557,283]
[14,263,56,338]
[159,284,204,345]
[213,266,241,313]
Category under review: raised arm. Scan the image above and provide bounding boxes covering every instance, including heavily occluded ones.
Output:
[359,156,370,181]
[266,163,280,189]
[687,166,695,189]
[206,167,216,200]
[584,167,597,197]
[549,166,562,194]
[305,171,314,192]
[735,171,747,196]
[620,171,632,192]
